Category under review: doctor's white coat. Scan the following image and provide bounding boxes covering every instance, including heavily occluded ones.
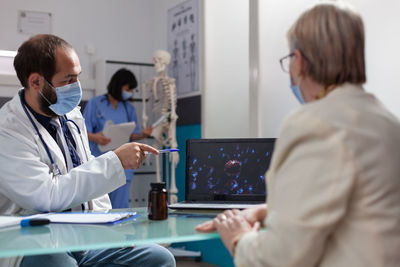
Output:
[0,91,127,266]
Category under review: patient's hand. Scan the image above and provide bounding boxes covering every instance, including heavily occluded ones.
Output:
[196,210,262,256]
[196,209,241,232]
[195,204,267,232]
[215,213,261,256]
[241,204,267,226]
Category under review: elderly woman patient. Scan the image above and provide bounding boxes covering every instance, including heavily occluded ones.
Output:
[196,1,400,267]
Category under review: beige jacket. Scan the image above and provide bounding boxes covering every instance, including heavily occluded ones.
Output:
[235,84,400,267]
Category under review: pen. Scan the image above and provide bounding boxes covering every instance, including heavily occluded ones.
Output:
[145,149,179,155]
[20,218,50,227]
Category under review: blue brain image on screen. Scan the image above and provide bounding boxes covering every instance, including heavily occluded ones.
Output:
[188,142,271,196]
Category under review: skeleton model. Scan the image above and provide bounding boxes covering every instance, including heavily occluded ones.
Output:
[142,50,179,204]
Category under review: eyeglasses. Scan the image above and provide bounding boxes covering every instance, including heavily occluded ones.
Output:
[279,52,295,73]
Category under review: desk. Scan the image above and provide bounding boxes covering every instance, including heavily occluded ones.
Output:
[0,208,219,258]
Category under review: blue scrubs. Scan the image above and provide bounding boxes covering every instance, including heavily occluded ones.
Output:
[83,94,140,208]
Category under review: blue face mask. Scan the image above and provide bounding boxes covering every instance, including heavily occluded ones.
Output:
[290,77,305,104]
[122,91,133,101]
[41,80,82,115]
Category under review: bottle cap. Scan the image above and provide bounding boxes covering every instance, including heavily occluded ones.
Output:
[150,182,166,190]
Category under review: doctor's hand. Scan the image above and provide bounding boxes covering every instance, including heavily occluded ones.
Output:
[114,142,159,169]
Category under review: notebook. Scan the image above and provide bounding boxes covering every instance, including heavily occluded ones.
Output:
[169,138,275,210]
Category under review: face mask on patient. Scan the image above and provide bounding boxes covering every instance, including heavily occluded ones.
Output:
[290,77,305,104]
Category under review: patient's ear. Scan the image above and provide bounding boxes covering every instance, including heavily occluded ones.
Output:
[292,49,306,77]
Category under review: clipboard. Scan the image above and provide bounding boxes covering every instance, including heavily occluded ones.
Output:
[99,120,136,152]
[39,212,139,225]
[0,212,139,228]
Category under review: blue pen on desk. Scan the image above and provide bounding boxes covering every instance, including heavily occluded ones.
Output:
[145,149,179,155]
[20,218,50,227]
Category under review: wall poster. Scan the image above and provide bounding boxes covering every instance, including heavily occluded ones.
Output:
[167,0,199,98]
[18,10,52,35]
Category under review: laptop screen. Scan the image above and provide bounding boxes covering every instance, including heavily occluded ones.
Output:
[185,138,275,202]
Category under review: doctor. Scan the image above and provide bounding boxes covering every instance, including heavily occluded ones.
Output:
[0,34,175,267]
[83,68,153,208]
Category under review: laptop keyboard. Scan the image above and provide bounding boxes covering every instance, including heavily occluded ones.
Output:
[168,202,262,210]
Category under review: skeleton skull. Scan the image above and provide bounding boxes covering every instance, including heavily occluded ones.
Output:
[153,50,171,73]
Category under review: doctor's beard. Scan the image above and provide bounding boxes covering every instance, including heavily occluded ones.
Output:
[38,82,58,117]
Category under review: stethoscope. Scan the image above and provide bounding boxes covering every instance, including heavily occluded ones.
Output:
[19,90,89,176]
[96,94,130,121]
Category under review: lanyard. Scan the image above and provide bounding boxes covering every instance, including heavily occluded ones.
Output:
[20,91,91,211]
[19,91,87,176]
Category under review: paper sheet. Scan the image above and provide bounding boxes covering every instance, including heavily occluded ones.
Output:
[0,212,138,228]
[99,120,136,152]
[40,212,137,224]
[0,216,23,228]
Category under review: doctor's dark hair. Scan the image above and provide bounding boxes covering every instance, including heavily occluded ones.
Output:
[107,68,138,101]
[13,34,73,88]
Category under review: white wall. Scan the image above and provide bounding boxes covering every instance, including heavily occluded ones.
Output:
[151,0,186,52]
[258,0,314,137]
[0,0,157,99]
[352,0,400,118]
[0,0,199,102]
[2,1,398,139]
[202,0,249,138]
[258,0,400,137]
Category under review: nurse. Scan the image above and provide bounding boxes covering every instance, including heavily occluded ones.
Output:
[83,68,152,208]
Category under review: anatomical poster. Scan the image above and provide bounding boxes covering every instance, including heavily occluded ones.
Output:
[167,0,199,98]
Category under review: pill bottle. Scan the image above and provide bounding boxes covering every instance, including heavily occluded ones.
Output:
[148,182,168,220]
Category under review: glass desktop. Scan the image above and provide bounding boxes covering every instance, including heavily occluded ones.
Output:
[0,208,219,258]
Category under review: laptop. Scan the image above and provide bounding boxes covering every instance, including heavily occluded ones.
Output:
[168,138,275,210]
